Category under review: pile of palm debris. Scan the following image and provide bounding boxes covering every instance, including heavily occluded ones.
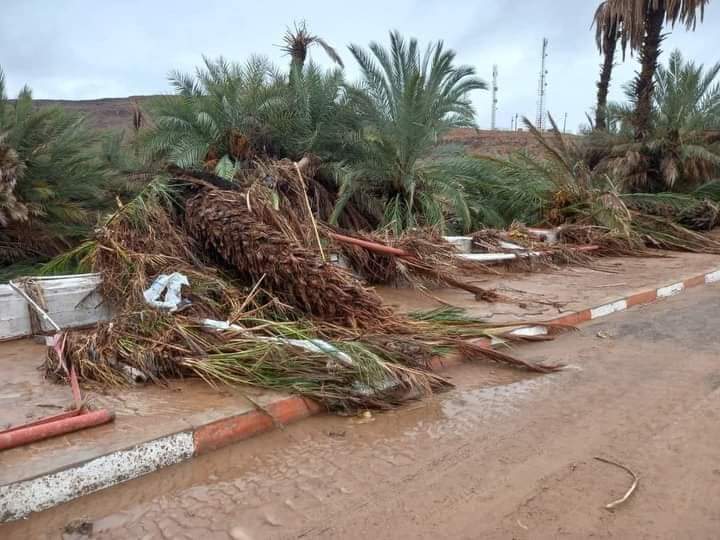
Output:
[43,160,565,412]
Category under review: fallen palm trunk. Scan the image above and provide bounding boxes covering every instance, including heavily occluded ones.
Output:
[185,188,403,330]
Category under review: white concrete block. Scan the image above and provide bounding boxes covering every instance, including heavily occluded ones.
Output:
[509,325,548,337]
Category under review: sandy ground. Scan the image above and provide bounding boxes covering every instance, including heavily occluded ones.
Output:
[377,251,720,322]
[4,283,719,539]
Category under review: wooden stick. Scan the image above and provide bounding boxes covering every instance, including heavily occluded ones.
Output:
[594,456,639,509]
[294,162,326,262]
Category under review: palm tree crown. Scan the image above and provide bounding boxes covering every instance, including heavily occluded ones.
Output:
[332,31,487,233]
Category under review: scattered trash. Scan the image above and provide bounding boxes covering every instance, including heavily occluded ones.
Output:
[594,456,639,510]
[596,331,611,339]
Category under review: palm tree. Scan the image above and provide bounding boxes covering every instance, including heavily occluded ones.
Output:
[610,49,720,190]
[281,21,344,71]
[600,0,709,141]
[0,67,114,274]
[144,55,360,175]
[143,56,284,175]
[331,31,487,233]
[593,1,627,130]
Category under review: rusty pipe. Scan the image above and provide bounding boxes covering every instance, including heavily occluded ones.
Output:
[0,409,115,451]
[328,232,412,258]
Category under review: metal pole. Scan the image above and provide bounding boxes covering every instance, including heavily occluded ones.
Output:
[535,38,548,130]
[491,65,498,130]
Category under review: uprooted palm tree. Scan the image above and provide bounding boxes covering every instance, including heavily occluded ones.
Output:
[0,68,115,278]
[473,115,720,247]
[281,21,344,70]
[607,49,720,191]
[599,0,710,141]
[331,31,487,234]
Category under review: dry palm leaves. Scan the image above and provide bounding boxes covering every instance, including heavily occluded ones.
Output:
[470,225,600,271]
[43,168,565,412]
[0,140,27,226]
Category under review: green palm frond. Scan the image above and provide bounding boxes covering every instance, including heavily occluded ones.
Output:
[333,31,486,233]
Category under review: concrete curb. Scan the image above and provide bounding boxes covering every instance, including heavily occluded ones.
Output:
[3,267,720,521]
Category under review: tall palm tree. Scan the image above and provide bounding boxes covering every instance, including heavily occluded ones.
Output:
[610,49,720,190]
[281,22,344,71]
[600,0,709,141]
[593,1,627,130]
[332,32,487,233]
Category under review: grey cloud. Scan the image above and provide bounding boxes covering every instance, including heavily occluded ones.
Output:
[1,0,719,132]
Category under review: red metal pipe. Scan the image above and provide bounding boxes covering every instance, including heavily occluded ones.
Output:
[0,409,82,434]
[328,232,412,258]
[0,409,115,451]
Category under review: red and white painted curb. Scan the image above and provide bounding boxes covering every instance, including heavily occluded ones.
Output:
[0,397,319,522]
[2,267,720,522]
[510,268,720,338]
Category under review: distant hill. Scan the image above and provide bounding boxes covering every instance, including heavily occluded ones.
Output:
[32,96,157,131]
[38,97,558,157]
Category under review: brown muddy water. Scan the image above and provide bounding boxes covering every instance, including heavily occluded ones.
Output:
[4,363,540,540]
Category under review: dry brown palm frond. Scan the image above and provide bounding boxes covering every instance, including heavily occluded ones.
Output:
[0,139,28,225]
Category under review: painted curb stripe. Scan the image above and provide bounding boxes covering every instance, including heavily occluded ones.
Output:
[657,282,684,298]
[0,432,194,522]
[590,300,627,320]
[193,397,318,455]
[626,289,658,307]
[510,326,549,337]
[3,267,719,522]
[706,270,720,283]
[684,275,706,288]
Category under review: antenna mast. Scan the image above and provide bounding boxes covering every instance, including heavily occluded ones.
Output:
[535,38,548,129]
[491,64,498,130]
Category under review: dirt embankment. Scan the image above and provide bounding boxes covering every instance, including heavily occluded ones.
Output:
[34,97,572,156]
[444,127,580,159]
[31,96,156,132]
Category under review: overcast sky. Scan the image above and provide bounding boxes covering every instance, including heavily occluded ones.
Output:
[1,0,718,132]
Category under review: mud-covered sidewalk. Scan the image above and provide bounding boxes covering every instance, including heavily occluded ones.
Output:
[1,250,719,522]
[5,271,720,539]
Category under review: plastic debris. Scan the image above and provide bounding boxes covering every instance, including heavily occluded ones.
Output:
[143,273,190,312]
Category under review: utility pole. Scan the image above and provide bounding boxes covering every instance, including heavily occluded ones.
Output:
[490,64,498,130]
[562,112,568,133]
[535,38,548,130]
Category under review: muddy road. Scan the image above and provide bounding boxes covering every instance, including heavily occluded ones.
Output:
[4,284,720,539]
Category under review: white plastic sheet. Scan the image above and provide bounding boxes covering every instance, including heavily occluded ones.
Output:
[143,273,189,312]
